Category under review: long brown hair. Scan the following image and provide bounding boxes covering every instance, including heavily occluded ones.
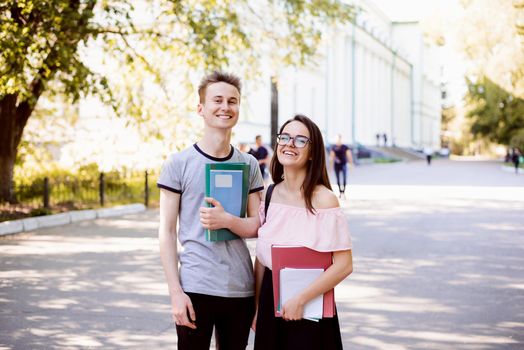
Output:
[269,114,332,213]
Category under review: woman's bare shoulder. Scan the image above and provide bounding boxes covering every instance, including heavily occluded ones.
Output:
[313,185,340,209]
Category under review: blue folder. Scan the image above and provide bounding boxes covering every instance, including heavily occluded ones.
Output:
[205,163,250,241]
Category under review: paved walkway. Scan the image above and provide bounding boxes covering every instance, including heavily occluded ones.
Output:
[1,159,523,349]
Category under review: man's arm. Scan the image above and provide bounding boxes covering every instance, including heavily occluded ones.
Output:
[329,149,336,166]
[200,190,262,238]
[159,189,196,329]
[346,149,354,167]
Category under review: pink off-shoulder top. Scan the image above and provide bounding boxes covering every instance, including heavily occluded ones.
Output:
[256,201,353,270]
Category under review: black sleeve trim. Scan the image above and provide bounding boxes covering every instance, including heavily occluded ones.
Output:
[157,183,182,194]
[249,186,264,194]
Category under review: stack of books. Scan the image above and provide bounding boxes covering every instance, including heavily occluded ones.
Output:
[271,245,335,320]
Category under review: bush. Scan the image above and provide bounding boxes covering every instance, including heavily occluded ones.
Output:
[510,129,524,151]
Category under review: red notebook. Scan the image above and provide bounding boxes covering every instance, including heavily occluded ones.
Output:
[271,245,335,318]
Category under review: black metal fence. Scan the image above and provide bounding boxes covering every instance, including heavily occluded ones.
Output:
[12,170,159,210]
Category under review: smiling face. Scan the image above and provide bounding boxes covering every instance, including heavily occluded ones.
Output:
[276,121,311,170]
[198,82,240,130]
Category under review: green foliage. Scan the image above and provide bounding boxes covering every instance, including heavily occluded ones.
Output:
[0,0,104,101]
[2,0,355,194]
[465,76,524,145]
[510,128,524,151]
[29,207,53,217]
[373,157,401,164]
[1,0,354,106]
[14,163,96,187]
[449,136,467,155]
[456,0,524,151]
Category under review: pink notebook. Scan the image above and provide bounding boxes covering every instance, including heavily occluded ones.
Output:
[271,245,335,318]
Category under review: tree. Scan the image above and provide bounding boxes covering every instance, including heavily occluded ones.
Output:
[455,0,524,147]
[510,129,524,151]
[465,76,524,145]
[0,0,355,202]
[440,105,456,147]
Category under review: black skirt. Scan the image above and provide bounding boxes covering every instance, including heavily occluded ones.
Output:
[254,267,343,350]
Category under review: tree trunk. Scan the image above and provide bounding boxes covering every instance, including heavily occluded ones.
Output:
[0,152,16,203]
[0,93,36,203]
[0,1,97,204]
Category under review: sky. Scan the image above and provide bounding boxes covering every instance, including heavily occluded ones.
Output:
[368,0,463,22]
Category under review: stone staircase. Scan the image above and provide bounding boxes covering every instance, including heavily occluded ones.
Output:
[368,146,425,161]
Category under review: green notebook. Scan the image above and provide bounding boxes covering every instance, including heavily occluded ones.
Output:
[205,163,250,241]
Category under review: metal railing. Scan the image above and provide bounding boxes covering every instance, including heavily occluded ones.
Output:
[11,170,159,210]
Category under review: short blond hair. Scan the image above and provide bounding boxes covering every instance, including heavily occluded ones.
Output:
[198,71,241,103]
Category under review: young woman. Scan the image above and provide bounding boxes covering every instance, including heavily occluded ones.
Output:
[253,114,353,349]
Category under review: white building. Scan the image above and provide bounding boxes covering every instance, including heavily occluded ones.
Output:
[235,0,442,150]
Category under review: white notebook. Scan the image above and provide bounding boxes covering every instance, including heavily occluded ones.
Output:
[280,268,324,320]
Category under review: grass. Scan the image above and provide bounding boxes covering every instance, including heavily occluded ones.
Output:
[374,157,401,164]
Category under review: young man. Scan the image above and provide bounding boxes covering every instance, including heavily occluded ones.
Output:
[329,134,354,199]
[248,135,269,179]
[157,71,264,350]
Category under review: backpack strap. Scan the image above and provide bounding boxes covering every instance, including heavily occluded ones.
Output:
[263,184,275,223]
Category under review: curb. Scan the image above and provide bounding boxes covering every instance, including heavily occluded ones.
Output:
[0,204,146,237]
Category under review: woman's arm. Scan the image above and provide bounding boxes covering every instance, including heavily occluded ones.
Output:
[281,249,353,321]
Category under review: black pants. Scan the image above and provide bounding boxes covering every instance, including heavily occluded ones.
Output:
[254,268,343,350]
[176,292,255,350]
[334,164,347,193]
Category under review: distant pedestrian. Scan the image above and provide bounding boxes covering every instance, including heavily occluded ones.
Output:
[375,133,380,146]
[239,142,250,153]
[505,149,511,163]
[512,148,521,174]
[249,135,270,179]
[383,133,388,147]
[330,134,354,199]
[424,146,433,166]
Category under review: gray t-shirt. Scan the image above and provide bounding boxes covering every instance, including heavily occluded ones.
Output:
[157,144,264,297]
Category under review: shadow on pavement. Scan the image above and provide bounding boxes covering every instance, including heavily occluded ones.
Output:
[337,198,524,349]
[1,182,524,349]
[0,211,177,349]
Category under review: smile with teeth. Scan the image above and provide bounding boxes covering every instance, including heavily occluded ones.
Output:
[283,150,297,156]
[216,114,232,119]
